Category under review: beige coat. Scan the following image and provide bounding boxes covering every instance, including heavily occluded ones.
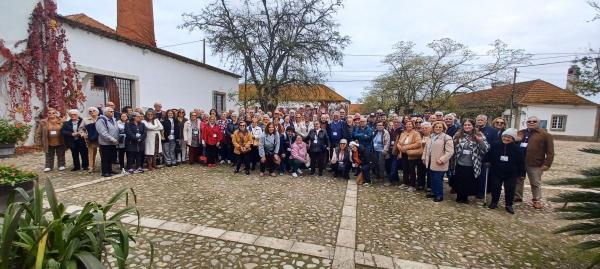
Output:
[35,119,64,153]
[143,119,164,155]
[422,133,454,172]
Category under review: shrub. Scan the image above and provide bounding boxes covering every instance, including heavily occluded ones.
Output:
[0,165,37,187]
[0,119,31,144]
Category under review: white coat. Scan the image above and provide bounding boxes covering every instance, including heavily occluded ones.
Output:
[143,119,164,155]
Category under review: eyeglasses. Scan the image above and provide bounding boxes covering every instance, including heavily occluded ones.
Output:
[495,122,505,124]
[415,121,423,123]
[527,121,538,123]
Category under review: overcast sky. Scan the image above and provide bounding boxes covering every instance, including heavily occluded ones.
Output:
[56,0,600,103]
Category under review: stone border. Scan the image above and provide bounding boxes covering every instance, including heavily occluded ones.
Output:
[55,173,127,193]
[333,179,358,268]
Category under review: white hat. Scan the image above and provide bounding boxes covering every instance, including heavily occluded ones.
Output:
[502,128,518,141]
[349,141,359,148]
[340,139,348,144]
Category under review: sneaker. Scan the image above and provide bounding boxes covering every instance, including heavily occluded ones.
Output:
[297,169,303,175]
[234,169,240,173]
[43,168,51,172]
[363,183,371,187]
[227,160,232,164]
[407,187,416,192]
[488,203,498,209]
[220,160,226,164]
[136,168,144,173]
[506,206,515,214]
[270,173,277,177]
[292,172,298,177]
[121,168,129,175]
[384,182,391,187]
[433,197,443,202]
[279,172,284,176]
[71,167,81,172]
[260,172,264,176]
[398,184,408,189]
[533,200,543,209]
[127,169,135,174]
[58,166,66,171]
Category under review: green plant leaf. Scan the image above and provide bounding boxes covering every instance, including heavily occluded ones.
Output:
[0,203,25,269]
[44,180,61,219]
[103,187,131,215]
[34,230,48,269]
[73,251,106,269]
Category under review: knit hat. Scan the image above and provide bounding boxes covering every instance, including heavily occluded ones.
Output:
[502,128,518,141]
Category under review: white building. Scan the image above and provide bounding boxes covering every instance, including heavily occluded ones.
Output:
[454,79,600,141]
[0,0,240,121]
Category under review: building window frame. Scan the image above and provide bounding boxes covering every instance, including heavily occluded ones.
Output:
[550,114,567,132]
[213,91,226,114]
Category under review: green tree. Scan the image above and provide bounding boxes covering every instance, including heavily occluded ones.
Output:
[180,0,350,111]
[548,146,600,268]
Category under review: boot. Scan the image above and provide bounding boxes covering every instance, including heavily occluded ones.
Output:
[151,158,157,169]
[147,158,154,171]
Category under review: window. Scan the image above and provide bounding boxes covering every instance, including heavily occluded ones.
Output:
[550,115,567,131]
[213,91,226,114]
[90,74,133,111]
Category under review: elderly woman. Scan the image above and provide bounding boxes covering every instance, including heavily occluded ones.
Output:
[183,111,203,164]
[422,121,454,202]
[248,116,263,170]
[290,135,308,177]
[176,109,188,164]
[294,114,309,138]
[304,121,330,176]
[417,122,432,191]
[61,109,88,171]
[259,122,281,177]
[450,119,490,204]
[491,117,507,143]
[372,121,390,182]
[396,120,422,191]
[202,116,222,167]
[488,128,525,214]
[116,113,129,174]
[36,108,66,172]
[81,107,100,172]
[161,110,181,167]
[143,109,164,170]
[330,139,352,179]
[233,121,253,174]
[125,112,146,173]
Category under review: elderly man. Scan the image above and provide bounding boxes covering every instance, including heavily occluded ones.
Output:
[475,114,499,199]
[154,102,163,120]
[106,101,121,120]
[353,117,374,151]
[515,116,554,209]
[61,109,89,171]
[96,107,120,177]
[444,114,460,137]
[434,111,444,121]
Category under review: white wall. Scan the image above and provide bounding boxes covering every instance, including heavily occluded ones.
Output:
[63,24,239,113]
[518,104,598,137]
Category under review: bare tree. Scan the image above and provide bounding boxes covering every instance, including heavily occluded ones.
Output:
[180,0,350,111]
[361,38,530,113]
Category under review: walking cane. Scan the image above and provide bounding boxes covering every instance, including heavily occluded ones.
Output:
[483,164,490,207]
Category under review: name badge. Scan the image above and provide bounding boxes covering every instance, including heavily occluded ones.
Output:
[520,142,528,148]
[391,141,395,145]
[333,132,338,136]
[500,155,509,162]
[462,149,471,155]
[213,134,217,138]
[287,148,291,152]
[168,135,174,140]
[193,130,199,135]
[50,130,57,136]
[313,139,318,144]
[135,133,141,138]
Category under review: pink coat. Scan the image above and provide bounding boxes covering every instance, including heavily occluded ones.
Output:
[291,142,308,162]
[422,133,454,172]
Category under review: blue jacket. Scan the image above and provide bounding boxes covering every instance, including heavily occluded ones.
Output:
[329,120,345,144]
[353,126,374,150]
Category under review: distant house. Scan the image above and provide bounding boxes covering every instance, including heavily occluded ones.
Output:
[452,79,600,141]
[238,84,350,114]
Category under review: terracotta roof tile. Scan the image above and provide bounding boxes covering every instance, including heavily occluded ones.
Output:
[452,79,597,108]
[64,14,116,34]
[239,84,349,103]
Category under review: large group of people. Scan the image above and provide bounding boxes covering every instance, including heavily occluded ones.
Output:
[35,102,555,214]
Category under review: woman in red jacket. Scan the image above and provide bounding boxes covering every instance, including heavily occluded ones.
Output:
[202,116,223,167]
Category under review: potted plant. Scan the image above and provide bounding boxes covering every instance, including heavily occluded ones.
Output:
[0,119,31,158]
[0,165,37,211]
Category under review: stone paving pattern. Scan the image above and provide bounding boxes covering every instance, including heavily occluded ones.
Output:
[56,165,347,246]
[109,227,332,268]
[2,140,600,268]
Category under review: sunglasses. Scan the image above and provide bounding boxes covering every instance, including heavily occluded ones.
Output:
[415,121,423,123]
[495,122,505,124]
[527,121,538,123]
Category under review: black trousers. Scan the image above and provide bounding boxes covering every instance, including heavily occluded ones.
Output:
[260,154,277,173]
[490,174,517,207]
[417,161,427,189]
[99,145,116,175]
[69,139,89,169]
[236,152,251,171]
[117,148,127,169]
[250,146,259,169]
[206,144,218,164]
[309,151,325,174]
[454,165,477,202]
[401,153,417,187]
[126,151,144,170]
[332,161,351,179]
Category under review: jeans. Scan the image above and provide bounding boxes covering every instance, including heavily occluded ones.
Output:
[361,163,371,183]
[429,170,445,199]
[162,140,177,165]
[177,141,188,163]
[373,151,385,179]
[45,145,66,169]
[99,145,116,175]
[69,139,88,169]
[389,157,400,183]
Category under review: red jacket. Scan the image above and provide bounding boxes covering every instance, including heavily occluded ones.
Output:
[202,123,223,145]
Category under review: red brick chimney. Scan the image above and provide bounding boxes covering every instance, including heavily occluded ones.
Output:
[117,0,156,47]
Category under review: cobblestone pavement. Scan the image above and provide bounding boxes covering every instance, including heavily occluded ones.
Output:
[3,140,600,268]
[109,227,332,269]
[57,164,347,246]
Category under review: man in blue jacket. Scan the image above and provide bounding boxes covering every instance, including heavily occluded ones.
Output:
[329,111,345,156]
[353,117,374,151]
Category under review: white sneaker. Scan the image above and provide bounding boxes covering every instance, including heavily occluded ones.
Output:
[58,166,66,171]
[292,172,298,177]
[408,187,416,192]
[121,168,129,175]
[43,168,51,172]
[297,169,303,174]
[398,184,407,189]
[227,160,232,164]
[220,160,226,164]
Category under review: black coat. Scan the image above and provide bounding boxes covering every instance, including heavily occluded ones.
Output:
[61,117,85,148]
[125,122,147,153]
[304,128,330,153]
[280,133,295,157]
[489,141,526,179]
[161,118,181,142]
